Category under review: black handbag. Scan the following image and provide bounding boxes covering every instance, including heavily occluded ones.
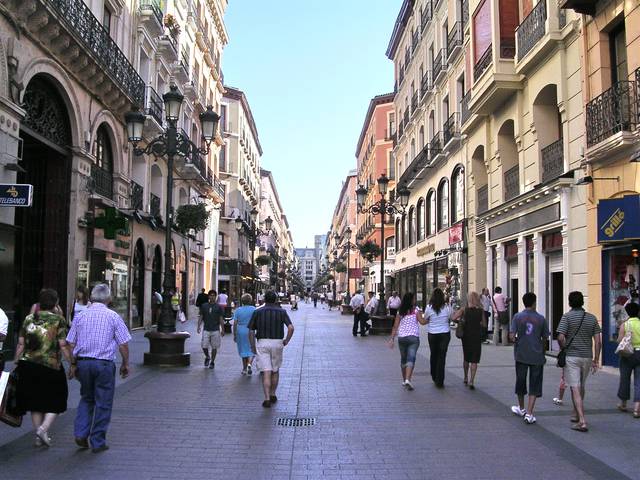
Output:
[557,312,585,368]
[0,369,23,427]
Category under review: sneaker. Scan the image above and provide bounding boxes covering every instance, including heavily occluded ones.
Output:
[402,380,407,387]
[204,357,210,367]
[241,369,247,375]
[553,398,563,406]
[247,364,252,375]
[524,414,537,424]
[511,406,527,417]
[405,380,414,391]
[208,362,215,369]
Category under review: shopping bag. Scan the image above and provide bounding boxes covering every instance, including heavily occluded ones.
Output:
[177,310,187,324]
[0,370,23,427]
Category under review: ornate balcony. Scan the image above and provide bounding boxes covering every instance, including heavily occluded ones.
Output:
[433,49,446,84]
[91,164,113,199]
[130,181,144,211]
[477,185,488,214]
[443,113,460,147]
[447,22,463,61]
[150,193,161,218]
[403,110,409,129]
[421,1,432,31]
[430,132,443,161]
[173,47,190,83]
[504,166,520,201]
[474,45,492,81]
[6,0,145,113]
[586,81,638,147]
[158,32,179,63]
[139,0,163,36]
[516,0,546,61]
[541,138,564,183]
[558,0,596,16]
[460,91,471,126]
[421,70,432,98]
[462,0,469,29]
[412,30,420,54]
[411,92,419,115]
[144,86,163,133]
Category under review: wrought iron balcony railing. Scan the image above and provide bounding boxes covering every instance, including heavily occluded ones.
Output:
[411,92,418,113]
[212,172,225,199]
[91,163,113,199]
[447,22,463,59]
[504,166,520,201]
[405,49,411,68]
[139,0,162,25]
[403,110,409,128]
[477,185,488,214]
[516,0,547,61]
[586,80,638,147]
[399,66,405,86]
[131,181,144,210]
[180,47,190,73]
[433,49,445,81]
[150,193,161,218]
[421,1,432,30]
[412,30,420,53]
[474,45,492,81]
[541,138,564,183]
[144,86,163,125]
[421,70,432,97]
[443,113,460,145]
[398,118,404,139]
[429,132,442,157]
[44,0,145,105]
[462,0,469,28]
[460,91,471,125]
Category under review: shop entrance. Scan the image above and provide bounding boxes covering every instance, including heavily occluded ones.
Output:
[508,261,519,318]
[15,76,72,321]
[131,239,145,328]
[549,270,564,341]
[151,246,162,325]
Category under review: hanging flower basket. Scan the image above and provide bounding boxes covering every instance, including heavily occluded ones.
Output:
[255,254,271,267]
[175,203,209,234]
[335,263,347,273]
[359,240,382,263]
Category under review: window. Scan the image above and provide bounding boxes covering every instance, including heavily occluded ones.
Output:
[408,206,415,246]
[427,189,436,235]
[417,198,425,241]
[419,126,425,148]
[220,104,228,132]
[438,179,449,230]
[411,138,416,160]
[473,0,491,62]
[95,125,113,172]
[395,219,401,251]
[610,24,627,84]
[388,151,395,180]
[451,167,465,223]
[401,214,407,250]
[220,144,227,172]
[103,5,112,35]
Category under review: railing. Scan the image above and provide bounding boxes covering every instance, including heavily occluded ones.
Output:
[131,181,144,210]
[398,118,404,139]
[180,47,190,72]
[462,0,469,28]
[421,70,431,97]
[516,0,546,61]
[139,0,162,25]
[403,110,409,128]
[460,91,471,125]
[405,49,411,68]
[504,166,520,201]
[189,150,205,175]
[399,66,405,86]
[411,92,418,113]
[45,0,145,105]
[474,45,492,81]
[421,1,432,31]
[637,68,640,122]
[477,185,488,214]
[443,113,459,145]
[212,173,225,199]
[541,138,564,183]
[447,22,463,59]
[91,163,113,199]
[412,30,420,53]
[500,37,516,58]
[433,49,445,80]
[586,81,638,147]
[150,193,161,218]
[430,132,442,157]
[145,86,163,125]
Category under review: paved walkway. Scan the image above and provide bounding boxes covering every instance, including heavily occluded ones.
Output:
[0,303,638,479]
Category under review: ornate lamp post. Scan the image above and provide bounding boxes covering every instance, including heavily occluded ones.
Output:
[334,227,359,303]
[125,85,220,366]
[356,174,409,317]
[235,209,273,295]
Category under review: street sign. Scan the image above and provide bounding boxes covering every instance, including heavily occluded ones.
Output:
[0,184,33,207]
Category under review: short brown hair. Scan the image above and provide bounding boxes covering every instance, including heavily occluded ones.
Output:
[39,288,59,311]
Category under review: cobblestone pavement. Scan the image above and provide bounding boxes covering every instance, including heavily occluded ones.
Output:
[1,302,638,479]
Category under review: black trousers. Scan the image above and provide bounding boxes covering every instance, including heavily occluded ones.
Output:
[428,332,451,386]
[352,311,368,335]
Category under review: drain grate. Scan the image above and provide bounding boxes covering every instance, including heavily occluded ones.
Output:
[276,417,316,427]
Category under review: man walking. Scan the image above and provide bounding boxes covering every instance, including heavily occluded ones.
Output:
[195,288,208,308]
[557,291,601,432]
[152,288,163,325]
[66,284,131,453]
[248,291,294,408]
[388,292,401,317]
[492,287,510,346]
[509,292,549,425]
[481,288,492,343]
[197,290,225,369]
[350,290,366,336]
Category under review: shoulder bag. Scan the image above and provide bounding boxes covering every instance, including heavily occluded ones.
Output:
[557,311,585,368]
[455,308,466,339]
[492,297,509,325]
[615,320,635,357]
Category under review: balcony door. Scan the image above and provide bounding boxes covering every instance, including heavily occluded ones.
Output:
[610,24,627,84]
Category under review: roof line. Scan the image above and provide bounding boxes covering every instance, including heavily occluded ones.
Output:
[355,92,395,157]
[385,0,415,59]
[223,85,263,155]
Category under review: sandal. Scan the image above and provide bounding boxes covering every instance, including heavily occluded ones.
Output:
[633,411,640,419]
[571,423,589,432]
[617,404,628,412]
[570,417,579,423]
[262,400,271,408]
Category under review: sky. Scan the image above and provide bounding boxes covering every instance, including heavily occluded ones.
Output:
[222,0,397,248]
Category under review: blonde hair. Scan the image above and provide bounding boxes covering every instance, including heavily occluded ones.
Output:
[467,291,481,309]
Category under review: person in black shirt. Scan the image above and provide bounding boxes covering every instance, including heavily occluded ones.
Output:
[197,290,225,369]
[248,291,294,408]
[195,289,208,308]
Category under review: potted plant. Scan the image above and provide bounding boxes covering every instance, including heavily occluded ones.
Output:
[174,203,209,235]
[335,262,347,273]
[358,240,382,263]
[255,255,271,267]
[164,14,181,38]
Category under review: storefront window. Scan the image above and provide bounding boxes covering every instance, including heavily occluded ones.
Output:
[417,264,426,307]
[436,258,448,290]
[609,253,636,342]
[407,267,417,296]
[426,262,434,303]
[108,258,129,323]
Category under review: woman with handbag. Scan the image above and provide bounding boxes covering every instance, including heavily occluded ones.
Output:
[13,289,73,447]
[390,292,426,390]
[616,302,640,418]
[459,292,486,390]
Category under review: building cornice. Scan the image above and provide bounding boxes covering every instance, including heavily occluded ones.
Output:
[386,0,415,60]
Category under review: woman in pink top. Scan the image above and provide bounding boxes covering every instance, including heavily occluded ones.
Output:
[390,293,427,390]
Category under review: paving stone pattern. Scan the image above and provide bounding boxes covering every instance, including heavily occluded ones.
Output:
[0,303,638,479]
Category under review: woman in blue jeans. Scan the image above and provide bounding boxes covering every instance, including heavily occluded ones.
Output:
[390,293,426,390]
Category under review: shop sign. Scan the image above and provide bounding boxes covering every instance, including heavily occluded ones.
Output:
[417,243,435,257]
[349,268,362,278]
[598,196,640,243]
[448,251,463,267]
[0,184,33,207]
[449,222,464,245]
[362,267,370,276]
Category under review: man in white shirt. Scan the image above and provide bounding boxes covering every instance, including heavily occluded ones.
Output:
[388,292,401,316]
[480,288,492,343]
[0,307,8,370]
[349,290,366,337]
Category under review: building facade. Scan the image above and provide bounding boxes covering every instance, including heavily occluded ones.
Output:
[560,0,640,365]
[355,93,396,297]
[0,0,228,349]
[295,248,319,291]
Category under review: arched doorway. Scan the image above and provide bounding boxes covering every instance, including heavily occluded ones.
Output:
[178,246,188,313]
[151,245,162,325]
[131,239,145,328]
[16,75,72,317]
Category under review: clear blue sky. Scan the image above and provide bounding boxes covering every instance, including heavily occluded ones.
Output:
[222,0,396,248]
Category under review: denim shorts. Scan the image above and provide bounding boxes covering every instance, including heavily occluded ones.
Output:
[398,335,420,368]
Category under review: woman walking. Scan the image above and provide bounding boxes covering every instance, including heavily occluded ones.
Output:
[459,292,485,389]
[424,288,454,388]
[233,293,256,375]
[390,293,426,390]
[617,302,640,417]
[72,285,90,321]
[14,289,73,447]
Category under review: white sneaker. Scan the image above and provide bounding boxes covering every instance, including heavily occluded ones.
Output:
[524,414,537,424]
[241,369,247,375]
[553,397,563,406]
[405,380,414,391]
[511,406,527,417]
[402,379,407,387]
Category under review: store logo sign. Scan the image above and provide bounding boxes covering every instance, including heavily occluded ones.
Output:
[601,208,624,239]
[597,195,640,243]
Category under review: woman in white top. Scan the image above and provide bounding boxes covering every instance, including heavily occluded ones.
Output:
[424,288,461,388]
[390,292,427,390]
[72,286,90,321]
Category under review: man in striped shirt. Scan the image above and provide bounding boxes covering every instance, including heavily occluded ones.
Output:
[248,291,294,408]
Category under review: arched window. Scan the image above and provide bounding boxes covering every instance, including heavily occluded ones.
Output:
[427,189,436,235]
[451,166,465,224]
[401,214,407,250]
[395,218,401,251]
[438,179,449,230]
[416,198,425,241]
[411,138,416,160]
[93,124,114,198]
[419,126,425,148]
[408,206,415,246]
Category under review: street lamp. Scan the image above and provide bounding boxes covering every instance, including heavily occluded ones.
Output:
[357,173,408,316]
[235,211,272,295]
[125,84,220,366]
[335,226,359,303]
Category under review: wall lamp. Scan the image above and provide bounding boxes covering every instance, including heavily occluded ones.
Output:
[575,175,619,186]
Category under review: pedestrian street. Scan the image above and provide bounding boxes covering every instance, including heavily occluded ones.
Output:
[1,301,638,480]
